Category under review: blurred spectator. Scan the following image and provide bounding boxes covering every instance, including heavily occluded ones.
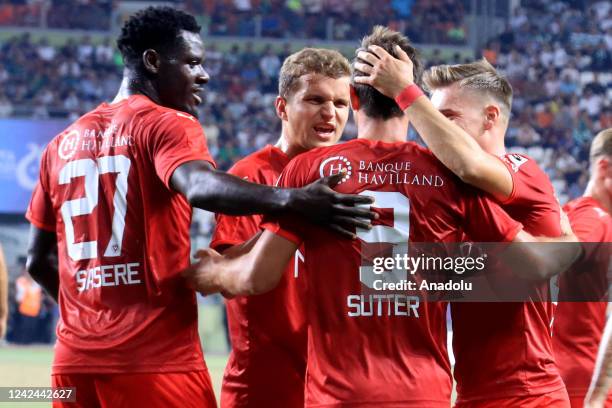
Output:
[10,261,42,344]
[0,92,13,118]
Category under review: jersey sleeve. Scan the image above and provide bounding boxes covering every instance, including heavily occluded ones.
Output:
[461,191,523,242]
[498,154,551,206]
[26,148,56,232]
[210,163,263,251]
[567,203,611,261]
[150,112,216,190]
[260,155,314,246]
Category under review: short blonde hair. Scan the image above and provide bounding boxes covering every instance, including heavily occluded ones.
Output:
[591,128,612,163]
[424,58,513,117]
[278,48,350,99]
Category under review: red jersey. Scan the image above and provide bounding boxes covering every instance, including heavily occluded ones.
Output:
[263,139,522,407]
[451,153,565,403]
[554,197,612,403]
[26,95,215,374]
[210,145,306,408]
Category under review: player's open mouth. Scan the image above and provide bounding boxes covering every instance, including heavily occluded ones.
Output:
[313,124,335,138]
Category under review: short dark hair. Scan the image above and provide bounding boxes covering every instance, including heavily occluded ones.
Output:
[117,6,201,69]
[352,26,423,120]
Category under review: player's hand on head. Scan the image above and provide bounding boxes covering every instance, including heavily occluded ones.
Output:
[182,248,223,296]
[290,172,376,239]
[353,44,415,99]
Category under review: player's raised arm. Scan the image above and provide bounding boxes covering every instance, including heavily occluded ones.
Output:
[353,45,513,201]
[25,225,59,302]
[183,230,297,296]
[171,161,375,239]
[585,313,612,408]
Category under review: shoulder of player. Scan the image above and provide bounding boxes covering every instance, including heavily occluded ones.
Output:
[155,108,201,128]
[502,153,545,176]
[227,147,279,181]
[565,197,612,226]
[504,152,556,194]
[126,98,200,133]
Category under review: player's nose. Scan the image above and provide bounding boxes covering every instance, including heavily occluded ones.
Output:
[320,102,334,119]
[195,66,209,85]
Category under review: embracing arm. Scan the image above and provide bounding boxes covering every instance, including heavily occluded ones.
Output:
[183,230,298,296]
[353,45,512,200]
[505,227,582,280]
[171,160,293,215]
[171,161,374,238]
[26,225,59,302]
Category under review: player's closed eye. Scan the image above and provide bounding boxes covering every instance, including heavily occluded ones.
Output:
[307,97,324,104]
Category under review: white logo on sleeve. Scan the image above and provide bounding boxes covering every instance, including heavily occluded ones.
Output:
[505,154,529,173]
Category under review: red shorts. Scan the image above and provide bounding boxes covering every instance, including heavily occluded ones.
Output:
[454,388,570,408]
[52,370,216,408]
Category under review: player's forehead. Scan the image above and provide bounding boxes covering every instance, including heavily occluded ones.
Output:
[293,73,350,98]
[430,84,476,112]
[177,30,204,59]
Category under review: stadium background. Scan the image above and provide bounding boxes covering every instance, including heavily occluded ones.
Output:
[0,0,609,405]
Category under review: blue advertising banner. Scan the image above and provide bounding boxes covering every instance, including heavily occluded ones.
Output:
[0,119,69,214]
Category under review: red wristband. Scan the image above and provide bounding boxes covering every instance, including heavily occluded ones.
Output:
[395,84,424,110]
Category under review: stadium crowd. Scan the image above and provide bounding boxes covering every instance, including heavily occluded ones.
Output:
[0,0,466,43]
[0,1,609,207]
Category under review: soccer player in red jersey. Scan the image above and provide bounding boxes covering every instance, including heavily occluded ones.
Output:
[184,27,579,407]
[210,48,351,408]
[24,7,374,408]
[354,47,575,406]
[553,129,612,408]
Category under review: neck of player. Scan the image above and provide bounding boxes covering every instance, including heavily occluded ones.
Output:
[112,73,162,106]
[276,130,307,159]
[356,112,409,143]
[584,177,612,215]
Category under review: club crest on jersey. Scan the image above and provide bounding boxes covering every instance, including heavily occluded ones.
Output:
[504,154,528,173]
[319,155,352,184]
[58,129,80,160]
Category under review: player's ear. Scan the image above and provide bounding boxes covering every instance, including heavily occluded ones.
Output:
[142,49,161,74]
[484,105,500,130]
[597,156,610,176]
[275,96,288,121]
[349,85,360,111]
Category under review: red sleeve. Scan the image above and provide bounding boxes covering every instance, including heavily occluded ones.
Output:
[498,154,551,206]
[150,112,216,189]
[210,162,263,251]
[567,203,612,260]
[462,192,523,242]
[260,155,313,245]
[26,148,56,231]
